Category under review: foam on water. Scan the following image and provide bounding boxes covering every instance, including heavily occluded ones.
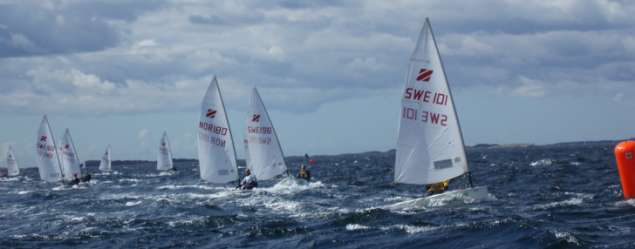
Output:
[530,159,553,167]
[532,192,593,210]
[345,223,370,231]
[385,187,495,211]
[0,142,630,248]
[256,177,326,194]
[125,201,142,206]
[156,184,218,191]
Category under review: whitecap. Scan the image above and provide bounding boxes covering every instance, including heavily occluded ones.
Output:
[256,177,326,195]
[346,224,370,231]
[533,192,592,210]
[380,224,438,234]
[125,201,142,206]
[530,159,553,167]
[156,184,219,191]
[554,231,581,245]
[534,198,583,210]
[385,186,495,211]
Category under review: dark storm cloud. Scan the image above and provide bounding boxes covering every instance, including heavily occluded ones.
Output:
[0,1,164,58]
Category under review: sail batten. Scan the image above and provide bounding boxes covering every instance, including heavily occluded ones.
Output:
[197,77,238,183]
[157,131,174,171]
[395,18,468,185]
[244,88,287,180]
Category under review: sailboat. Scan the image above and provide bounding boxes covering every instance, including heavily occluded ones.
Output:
[244,88,287,181]
[60,129,83,181]
[393,18,487,205]
[6,145,20,177]
[197,76,239,183]
[35,115,64,183]
[157,131,174,171]
[99,145,112,172]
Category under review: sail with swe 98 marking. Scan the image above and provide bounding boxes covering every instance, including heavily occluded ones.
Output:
[197,77,238,183]
[395,18,468,185]
[244,88,287,180]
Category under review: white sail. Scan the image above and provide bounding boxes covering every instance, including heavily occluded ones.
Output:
[244,88,287,180]
[6,145,19,176]
[60,129,82,181]
[35,115,63,182]
[157,131,174,171]
[395,18,468,185]
[99,145,112,172]
[197,77,238,183]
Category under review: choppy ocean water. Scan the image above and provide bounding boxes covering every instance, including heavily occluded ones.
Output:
[0,141,632,249]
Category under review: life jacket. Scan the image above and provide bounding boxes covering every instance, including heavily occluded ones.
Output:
[426,180,449,194]
[298,170,311,181]
[240,175,257,190]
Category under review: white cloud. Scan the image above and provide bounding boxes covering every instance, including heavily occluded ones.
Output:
[137,128,150,145]
[0,0,634,115]
[511,77,547,97]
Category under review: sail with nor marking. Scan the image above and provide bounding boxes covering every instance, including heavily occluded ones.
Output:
[6,145,19,176]
[99,145,112,172]
[157,131,174,171]
[395,18,468,185]
[244,88,287,180]
[35,115,63,182]
[60,129,82,181]
[197,77,238,183]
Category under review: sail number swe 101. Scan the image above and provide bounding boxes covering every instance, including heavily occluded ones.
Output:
[402,107,447,127]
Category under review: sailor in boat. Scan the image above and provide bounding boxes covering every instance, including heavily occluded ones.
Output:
[80,173,91,182]
[297,164,311,181]
[426,180,449,195]
[69,173,81,185]
[238,168,257,190]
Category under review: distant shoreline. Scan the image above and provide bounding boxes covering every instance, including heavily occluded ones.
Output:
[74,139,621,166]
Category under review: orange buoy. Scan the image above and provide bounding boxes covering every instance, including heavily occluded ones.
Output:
[615,141,635,199]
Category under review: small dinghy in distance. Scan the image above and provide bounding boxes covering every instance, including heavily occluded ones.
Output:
[157,131,175,172]
[60,129,86,185]
[243,88,288,184]
[197,76,239,184]
[6,145,20,177]
[99,145,112,172]
[391,18,489,209]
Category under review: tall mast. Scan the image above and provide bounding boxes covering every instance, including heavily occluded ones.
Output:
[215,77,240,183]
[426,18,473,187]
[45,116,65,182]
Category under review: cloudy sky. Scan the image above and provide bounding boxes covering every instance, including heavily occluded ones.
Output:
[1,0,634,166]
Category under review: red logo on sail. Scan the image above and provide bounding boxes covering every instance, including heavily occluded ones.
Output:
[206,109,217,118]
[252,114,261,122]
[40,136,47,142]
[416,68,433,82]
